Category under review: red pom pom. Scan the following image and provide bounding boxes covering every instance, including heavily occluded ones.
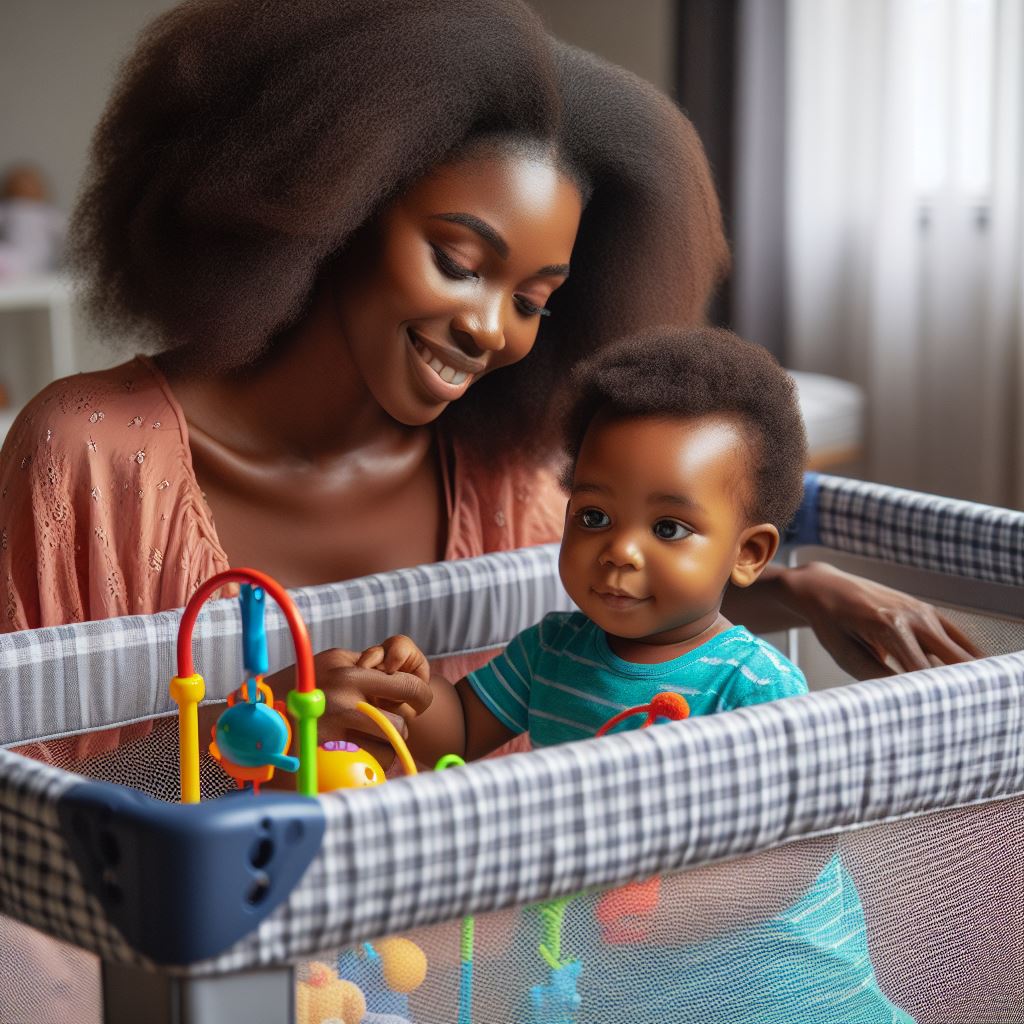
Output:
[650,692,689,720]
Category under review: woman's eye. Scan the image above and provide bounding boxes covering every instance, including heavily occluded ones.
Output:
[578,508,610,529]
[653,519,692,541]
[431,244,477,281]
[514,294,551,318]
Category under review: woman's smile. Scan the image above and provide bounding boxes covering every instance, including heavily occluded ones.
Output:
[407,328,477,400]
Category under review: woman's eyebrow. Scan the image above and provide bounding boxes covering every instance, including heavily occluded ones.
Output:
[432,213,508,258]
[430,212,571,278]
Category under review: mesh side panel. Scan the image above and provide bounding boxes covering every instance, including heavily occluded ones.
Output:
[17,715,238,803]
[847,799,1023,1023]
[0,916,102,1024]
[302,797,1022,1024]
[941,606,1024,657]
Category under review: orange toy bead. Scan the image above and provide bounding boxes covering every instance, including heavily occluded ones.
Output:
[649,691,690,721]
[374,937,428,993]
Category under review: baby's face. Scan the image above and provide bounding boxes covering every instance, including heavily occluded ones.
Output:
[559,414,755,650]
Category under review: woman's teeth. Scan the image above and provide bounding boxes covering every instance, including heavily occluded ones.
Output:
[412,338,469,386]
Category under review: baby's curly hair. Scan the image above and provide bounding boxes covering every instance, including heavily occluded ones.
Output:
[70,0,728,464]
[562,327,808,532]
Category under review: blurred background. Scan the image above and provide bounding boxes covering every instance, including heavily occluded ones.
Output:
[0,0,1021,508]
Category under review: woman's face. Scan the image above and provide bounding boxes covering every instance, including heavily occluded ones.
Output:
[332,150,583,426]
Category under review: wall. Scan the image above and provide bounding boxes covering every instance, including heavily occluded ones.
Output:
[0,0,175,210]
[528,0,675,94]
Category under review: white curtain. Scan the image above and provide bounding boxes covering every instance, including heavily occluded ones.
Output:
[786,0,1024,507]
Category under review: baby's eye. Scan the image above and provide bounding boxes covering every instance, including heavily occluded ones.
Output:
[514,294,551,318]
[430,244,478,281]
[652,519,692,541]
[577,508,610,529]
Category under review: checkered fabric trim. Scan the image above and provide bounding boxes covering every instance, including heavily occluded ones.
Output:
[812,473,1024,587]
[0,750,144,965]
[182,652,1024,975]
[0,545,569,747]
[1,627,1022,969]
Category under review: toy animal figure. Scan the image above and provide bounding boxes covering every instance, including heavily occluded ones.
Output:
[208,679,298,793]
[527,960,583,1024]
[296,960,366,1024]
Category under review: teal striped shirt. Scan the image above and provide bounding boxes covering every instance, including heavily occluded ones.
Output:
[468,611,913,1024]
[467,611,806,748]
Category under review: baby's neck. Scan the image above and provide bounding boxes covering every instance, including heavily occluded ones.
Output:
[605,613,733,664]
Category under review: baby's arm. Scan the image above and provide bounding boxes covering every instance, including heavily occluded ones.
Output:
[348,635,515,765]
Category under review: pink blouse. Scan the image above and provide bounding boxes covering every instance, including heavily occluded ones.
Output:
[0,356,566,632]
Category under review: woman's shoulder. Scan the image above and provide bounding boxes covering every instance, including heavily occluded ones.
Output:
[0,356,197,507]
[0,357,225,629]
[445,436,568,558]
[4,357,186,462]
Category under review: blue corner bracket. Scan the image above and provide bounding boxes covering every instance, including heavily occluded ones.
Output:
[57,781,325,965]
[784,471,822,549]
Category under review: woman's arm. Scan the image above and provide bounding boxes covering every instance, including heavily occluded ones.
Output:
[724,561,980,678]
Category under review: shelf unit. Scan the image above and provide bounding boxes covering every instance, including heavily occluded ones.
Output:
[0,272,75,440]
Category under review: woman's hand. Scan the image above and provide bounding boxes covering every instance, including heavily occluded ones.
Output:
[782,561,982,677]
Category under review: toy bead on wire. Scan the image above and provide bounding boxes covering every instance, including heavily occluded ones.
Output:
[595,691,690,738]
[170,568,324,802]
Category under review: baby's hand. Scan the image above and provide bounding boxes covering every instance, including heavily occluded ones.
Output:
[266,648,432,764]
[356,634,430,684]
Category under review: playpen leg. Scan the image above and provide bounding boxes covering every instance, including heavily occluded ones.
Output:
[101,960,296,1024]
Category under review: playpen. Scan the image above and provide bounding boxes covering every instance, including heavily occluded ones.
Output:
[0,472,1021,1023]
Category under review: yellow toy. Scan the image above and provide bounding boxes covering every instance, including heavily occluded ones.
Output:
[316,740,386,790]
[375,937,429,993]
[296,961,366,1024]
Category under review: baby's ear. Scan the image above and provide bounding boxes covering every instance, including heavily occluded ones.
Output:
[730,523,780,588]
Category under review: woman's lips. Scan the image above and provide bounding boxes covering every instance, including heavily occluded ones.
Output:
[407,329,476,401]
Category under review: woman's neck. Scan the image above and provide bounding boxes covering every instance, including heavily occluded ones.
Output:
[161,284,419,464]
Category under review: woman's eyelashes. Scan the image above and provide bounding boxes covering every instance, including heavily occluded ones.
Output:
[513,294,551,318]
[430,243,551,317]
[430,243,477,280]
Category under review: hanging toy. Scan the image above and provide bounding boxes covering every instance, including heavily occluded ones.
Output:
[208,584,299,792]
[595,691,690,737]
[170,568,325,802]
[591,692,690,946]
[525,894,582,1024]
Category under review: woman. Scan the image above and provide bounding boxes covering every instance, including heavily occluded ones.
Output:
[0,0,972,696]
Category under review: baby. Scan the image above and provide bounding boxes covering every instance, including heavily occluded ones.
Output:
[346,325,809,759]
[340,325,913,1023]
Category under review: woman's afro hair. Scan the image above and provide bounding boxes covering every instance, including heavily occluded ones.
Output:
[70,0,729,464]
[562,327,808,532]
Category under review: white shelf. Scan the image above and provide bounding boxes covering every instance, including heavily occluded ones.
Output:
[0,272,73,311]
[0,272,76,445]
